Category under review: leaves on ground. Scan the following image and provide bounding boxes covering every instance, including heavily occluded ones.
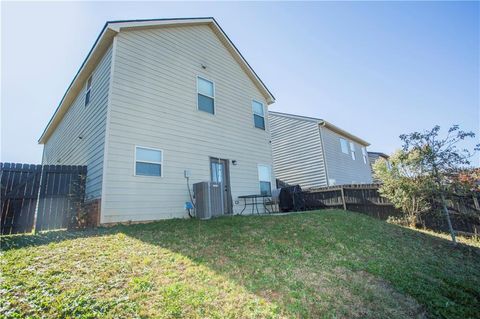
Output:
[1,210,479,318]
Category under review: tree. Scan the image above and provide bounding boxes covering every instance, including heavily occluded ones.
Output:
[388,125,479,243]
[452,167,480,193]
[373,150,432,227]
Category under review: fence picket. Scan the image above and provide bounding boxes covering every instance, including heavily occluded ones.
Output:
[304,184,480,234]
[1,163,87,234]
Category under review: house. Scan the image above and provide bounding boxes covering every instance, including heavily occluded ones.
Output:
[39,18,276,224]
[368,151,390,182]
[269,111,372,189]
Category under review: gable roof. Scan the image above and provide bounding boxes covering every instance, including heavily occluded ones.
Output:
[368,151,389,159]
[39,17,275,144]
[269,111,370,146]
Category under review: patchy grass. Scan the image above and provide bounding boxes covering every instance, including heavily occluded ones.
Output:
[1,210,479,319]
[408,227,480,248]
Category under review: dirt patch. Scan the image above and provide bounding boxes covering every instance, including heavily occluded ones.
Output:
[292,266,426,319]
[257,289,284,302]
[345,269,426,318]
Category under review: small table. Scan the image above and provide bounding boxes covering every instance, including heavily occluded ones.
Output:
[238,194,271,215]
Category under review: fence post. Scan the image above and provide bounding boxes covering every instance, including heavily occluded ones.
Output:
[340,187,347,210]
[33,165,47,234]
[473,195,480,211]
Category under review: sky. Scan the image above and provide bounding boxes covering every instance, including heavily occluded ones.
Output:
[1,1,479,164]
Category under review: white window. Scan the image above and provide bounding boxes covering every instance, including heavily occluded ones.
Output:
[135,146,163,177]
[85,76,92,106]
[362,147,368,164]
[257,165,272,196]
[252,100,265,130]
[197,77,215,114]
[350,142,356,160]
[340,138,349,154]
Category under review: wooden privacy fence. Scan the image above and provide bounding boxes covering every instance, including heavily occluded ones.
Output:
[303,184,480,234]
[304,184,402,220]
[425,194,480,235]
[1,163,87,235]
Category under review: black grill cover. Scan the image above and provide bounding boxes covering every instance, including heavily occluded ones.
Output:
[278,185,305,212]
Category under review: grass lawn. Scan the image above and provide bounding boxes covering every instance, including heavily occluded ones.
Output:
[1,210,479,319]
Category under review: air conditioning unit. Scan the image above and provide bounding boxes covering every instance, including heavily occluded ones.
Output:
[193,181,224,219]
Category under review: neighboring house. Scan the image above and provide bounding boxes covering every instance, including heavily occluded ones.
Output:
[269,111,372,189]
[368,152,390,182]
[39,18,276,224]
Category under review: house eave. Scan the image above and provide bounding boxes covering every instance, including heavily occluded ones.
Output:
[269,111,320,123]
[319,120,370,146]
[38,25,118,144]
[109,18,275,104]
[270,112,370,146]
[368,151,389,159]
[38,17,274,144]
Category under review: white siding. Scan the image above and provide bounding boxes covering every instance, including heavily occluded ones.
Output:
[269,113,328,189]
[42,45,112,199]
[320,126,373,185]
[102,25,274,223]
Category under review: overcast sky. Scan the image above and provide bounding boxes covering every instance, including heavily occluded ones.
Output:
[1,1,479,164]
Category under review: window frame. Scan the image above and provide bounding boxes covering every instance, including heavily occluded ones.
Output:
[257,164,272,196]
[134,145,164,178]
[340,138,349,154]
[362,147,368,164]
[252,100,266,130]
[196,76,215,115]
[85,76,93,107]
[350,142,356,160]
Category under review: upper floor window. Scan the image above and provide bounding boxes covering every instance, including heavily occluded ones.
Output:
[252,100,265,130]
[197,77,215,114]
[258,164,272,196]
[340,138,349,154]
[350,142,356,160]
[85,76,92,106]
[135,146,163,177]
[362,147,368,164]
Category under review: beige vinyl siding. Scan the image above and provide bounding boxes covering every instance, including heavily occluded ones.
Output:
[42,45,112,199]
[320,126,372,185]
[101,25,274,223]
[269,113,328,189]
